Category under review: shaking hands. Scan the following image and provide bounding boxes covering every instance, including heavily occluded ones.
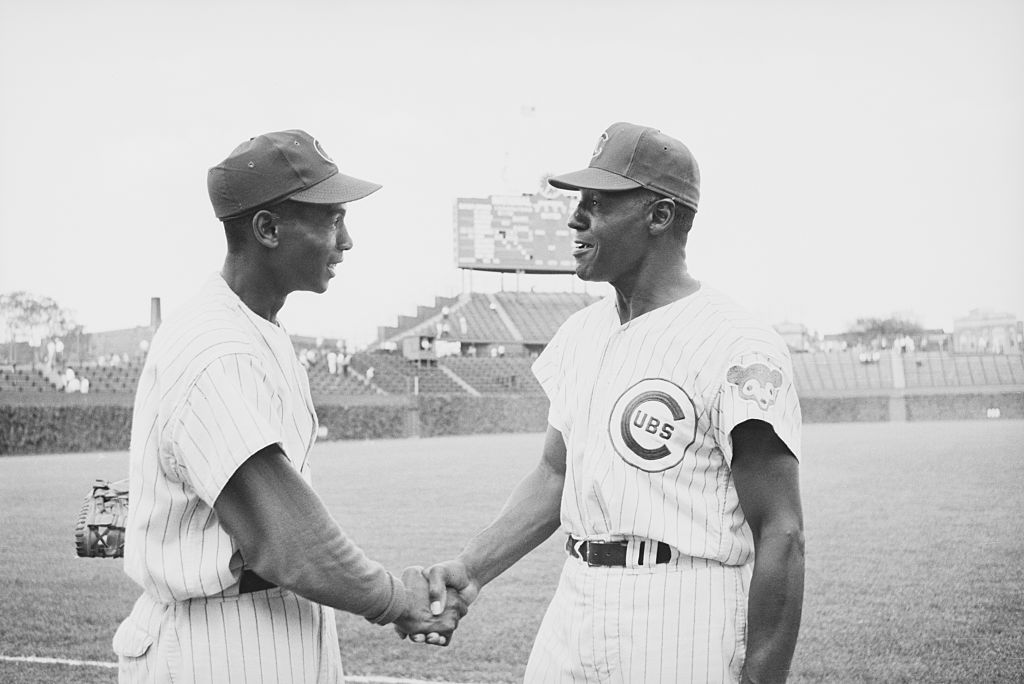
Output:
[394,560,480,647]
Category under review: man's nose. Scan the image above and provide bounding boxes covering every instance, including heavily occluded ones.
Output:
[338,227,353,250]
[568,205,585,231]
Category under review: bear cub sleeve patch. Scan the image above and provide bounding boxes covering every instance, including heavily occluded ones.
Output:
[726,362,784,410]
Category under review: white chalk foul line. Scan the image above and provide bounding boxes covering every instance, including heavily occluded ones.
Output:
[0,655,116,668]
[346,678,485,684]
[0,655,487,684]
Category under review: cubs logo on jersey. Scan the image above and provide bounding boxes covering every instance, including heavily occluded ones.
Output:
[726,362,783,410]
[608,378,697,472]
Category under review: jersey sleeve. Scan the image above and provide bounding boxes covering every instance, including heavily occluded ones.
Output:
[714,347,802,465]
[531,320,570,434]
[166,354,284,507]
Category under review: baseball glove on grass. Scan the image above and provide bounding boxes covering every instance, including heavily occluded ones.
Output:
[75,479,128,558]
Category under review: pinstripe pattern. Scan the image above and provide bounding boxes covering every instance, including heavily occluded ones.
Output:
[529,284,800,682]
[524,558,751,683]
[114,273,335,682]
[113,588,342,683]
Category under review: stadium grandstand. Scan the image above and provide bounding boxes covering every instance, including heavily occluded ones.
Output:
[2,189,1021,435]
[4,294,1024,404]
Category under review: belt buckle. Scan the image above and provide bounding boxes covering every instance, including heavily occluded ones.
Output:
[567,536,598,566]
[575,539,593,565]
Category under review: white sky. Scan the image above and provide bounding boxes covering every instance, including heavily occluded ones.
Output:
[1,0,1022,348]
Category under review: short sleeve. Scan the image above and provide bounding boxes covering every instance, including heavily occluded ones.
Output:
[168,354,283,506]
[531,323,569,434]
[714,349,802,465]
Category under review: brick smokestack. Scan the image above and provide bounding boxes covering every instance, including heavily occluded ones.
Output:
[150,297,162,330]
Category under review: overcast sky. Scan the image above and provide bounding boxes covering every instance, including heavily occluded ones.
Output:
[1,0,1022,347]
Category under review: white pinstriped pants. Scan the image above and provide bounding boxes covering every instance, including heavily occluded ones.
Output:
[524,555,752,683]
[113,587,342,683]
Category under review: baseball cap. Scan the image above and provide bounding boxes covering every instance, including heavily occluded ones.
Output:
[548,122,700,212]
[207,129,381,220]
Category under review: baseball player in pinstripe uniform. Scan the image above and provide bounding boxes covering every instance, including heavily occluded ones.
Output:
[114,129,464,683]
[421,122,805,682]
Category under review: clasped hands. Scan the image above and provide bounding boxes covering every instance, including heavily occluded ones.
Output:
[393,560,478,647]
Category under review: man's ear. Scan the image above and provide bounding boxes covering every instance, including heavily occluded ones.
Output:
[648,198,676,237]
[252,210,280,248]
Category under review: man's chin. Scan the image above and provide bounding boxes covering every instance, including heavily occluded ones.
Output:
[301,281,330,295]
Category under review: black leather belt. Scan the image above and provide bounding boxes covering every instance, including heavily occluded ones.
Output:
[239,569,277,594]
[566,535,672,567]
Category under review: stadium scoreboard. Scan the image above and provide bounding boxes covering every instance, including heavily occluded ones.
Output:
[454,192,576,273]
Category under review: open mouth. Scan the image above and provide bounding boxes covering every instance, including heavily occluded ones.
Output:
[327,262,340,276]
[573,240,594,256]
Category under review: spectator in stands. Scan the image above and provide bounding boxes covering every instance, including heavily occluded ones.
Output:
[327,350,338,375]
[79,375,90,394]
[112,129,463,681]
[298,347,310,369]
[54,337,65,366]
[64,368,80,393]
[341,352,352,377]
[365,366,375,386]
[110,353,121,367]
[45,339,56,371]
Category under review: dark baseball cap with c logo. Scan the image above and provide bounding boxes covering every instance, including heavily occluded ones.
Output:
[548,122,700,212]
[207,129,381,220]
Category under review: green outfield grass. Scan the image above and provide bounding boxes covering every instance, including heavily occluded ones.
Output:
[1,421,1022,683]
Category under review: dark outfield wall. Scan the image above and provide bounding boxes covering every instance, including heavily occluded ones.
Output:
[904,392,1024,421]
[1,392,1022,455]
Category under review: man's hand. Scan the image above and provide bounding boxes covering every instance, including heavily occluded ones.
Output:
[425,559,481,615]
[393,566,468,647]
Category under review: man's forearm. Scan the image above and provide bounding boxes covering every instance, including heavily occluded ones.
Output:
[742,531,805,683]
[215,448,407,624]
[458,460,564,589]
[253,509,407,624]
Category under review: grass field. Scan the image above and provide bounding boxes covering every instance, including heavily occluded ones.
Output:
[1,420,1022,683]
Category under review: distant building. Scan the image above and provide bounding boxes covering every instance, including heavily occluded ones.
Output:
[953,309,1022,353]
[82,297,162,363]
[774,321,813,352]
[822,328,951,352]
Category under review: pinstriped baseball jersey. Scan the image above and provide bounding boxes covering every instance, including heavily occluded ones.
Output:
[123,273,318,601]
[114,273,338,682]
[114,587,341,683]
[525,559,750,683]
[532,283,802,565]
